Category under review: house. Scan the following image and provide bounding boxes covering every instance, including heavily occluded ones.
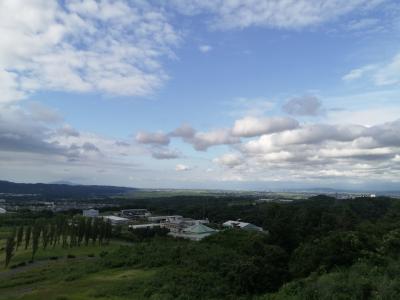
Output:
[169,222,217,241]
[0,207,6,214]
[222,220,264,232]
[102,215,130,225]
[83,209,99,218]
[120,209,151,219]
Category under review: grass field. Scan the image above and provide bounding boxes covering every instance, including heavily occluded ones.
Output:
[0,234,123,270]
[0,238,157,300]
[0,259,157,300]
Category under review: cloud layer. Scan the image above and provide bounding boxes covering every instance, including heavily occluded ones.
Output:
[0,0,180,103]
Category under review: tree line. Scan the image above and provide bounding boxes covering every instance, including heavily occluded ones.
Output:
[4,216,112,267]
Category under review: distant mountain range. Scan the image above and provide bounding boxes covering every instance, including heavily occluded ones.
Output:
[0,180,135,198]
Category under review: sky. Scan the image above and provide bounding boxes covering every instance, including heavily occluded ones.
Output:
[1,0,400,191]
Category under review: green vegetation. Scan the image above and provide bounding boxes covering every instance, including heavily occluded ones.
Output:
[1,195,400,299]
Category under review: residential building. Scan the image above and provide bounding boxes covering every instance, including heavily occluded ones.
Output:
[0,207,6,214]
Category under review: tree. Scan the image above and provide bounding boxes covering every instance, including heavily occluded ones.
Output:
[77,217,86,246]
[49,223,56,247]
[25,226,32,250]
[31,221,41,261]
[92,218,100,245]
[42,224,49,249]
[16,226,24,250]
[105,219,112,244]
[99,219,105,245]
[84,218,92,246]
[5,230,16,267]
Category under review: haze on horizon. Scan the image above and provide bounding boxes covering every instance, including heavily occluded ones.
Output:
[0,0,400,191]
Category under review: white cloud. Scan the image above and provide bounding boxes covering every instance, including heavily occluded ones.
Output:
[232,116,299,137]
[136,131,170,145]
[342,65,377,81]
[342,53,400,87]
[175,163,190,171]
[327,106,400,126]
[170,123,196,139]
[189,129,240,151]
[0,0,180,103]
[171,0,382,30]
[199,44,212,53]
[213,153,243,168]
[283,96,324,116]
[374,53,400,86]
[229,97,275,117]
[151,147,181,159]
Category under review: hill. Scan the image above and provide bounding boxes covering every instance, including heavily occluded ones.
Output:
[0,180,135,198]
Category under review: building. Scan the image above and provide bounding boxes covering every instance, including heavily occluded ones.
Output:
[120,209,151,219]
[102,215,130,225]
[161,216,209,233]
[223,220,264,232]
[169,223,217,241]
[83,209,99,218]
[0,207,6,214]
[147,215,182,223]
[129,223,161,230]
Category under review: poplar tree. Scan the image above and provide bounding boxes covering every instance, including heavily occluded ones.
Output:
[84,218,92,246]
[31,221,41,261]
[5,230,16,267]
[16,226,24,250]
[42,225,49,249]
[92,218,100,245]
[25,226,32,250]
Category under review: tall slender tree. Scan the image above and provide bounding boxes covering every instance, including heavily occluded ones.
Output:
[31,221,41,261]
[105,219,112,244]
[5,230,16,267]
[16,226,24,250]
[42,225,49,249]
[78,217,86,246]
[24,226,32,250]
[84,218,92,246]
[92,218,100,245]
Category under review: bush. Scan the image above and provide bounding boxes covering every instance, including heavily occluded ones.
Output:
[67,254,76,259]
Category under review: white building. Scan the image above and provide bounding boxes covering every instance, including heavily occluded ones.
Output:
[120,209,151,219]
[161,216,209,233]
[0,207,6,214]
[83,209,99,218]
[147,215,183,223]
[169,223,217,241]
[102,215,130,225]
[223,220,264,232]
[129,223,161,230]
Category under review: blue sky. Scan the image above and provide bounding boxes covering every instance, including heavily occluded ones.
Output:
[0,0,400,191]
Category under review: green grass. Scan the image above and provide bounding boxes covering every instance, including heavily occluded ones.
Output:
[0,239,127,272]
[0,259,157,300]
[0,239,160,300]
